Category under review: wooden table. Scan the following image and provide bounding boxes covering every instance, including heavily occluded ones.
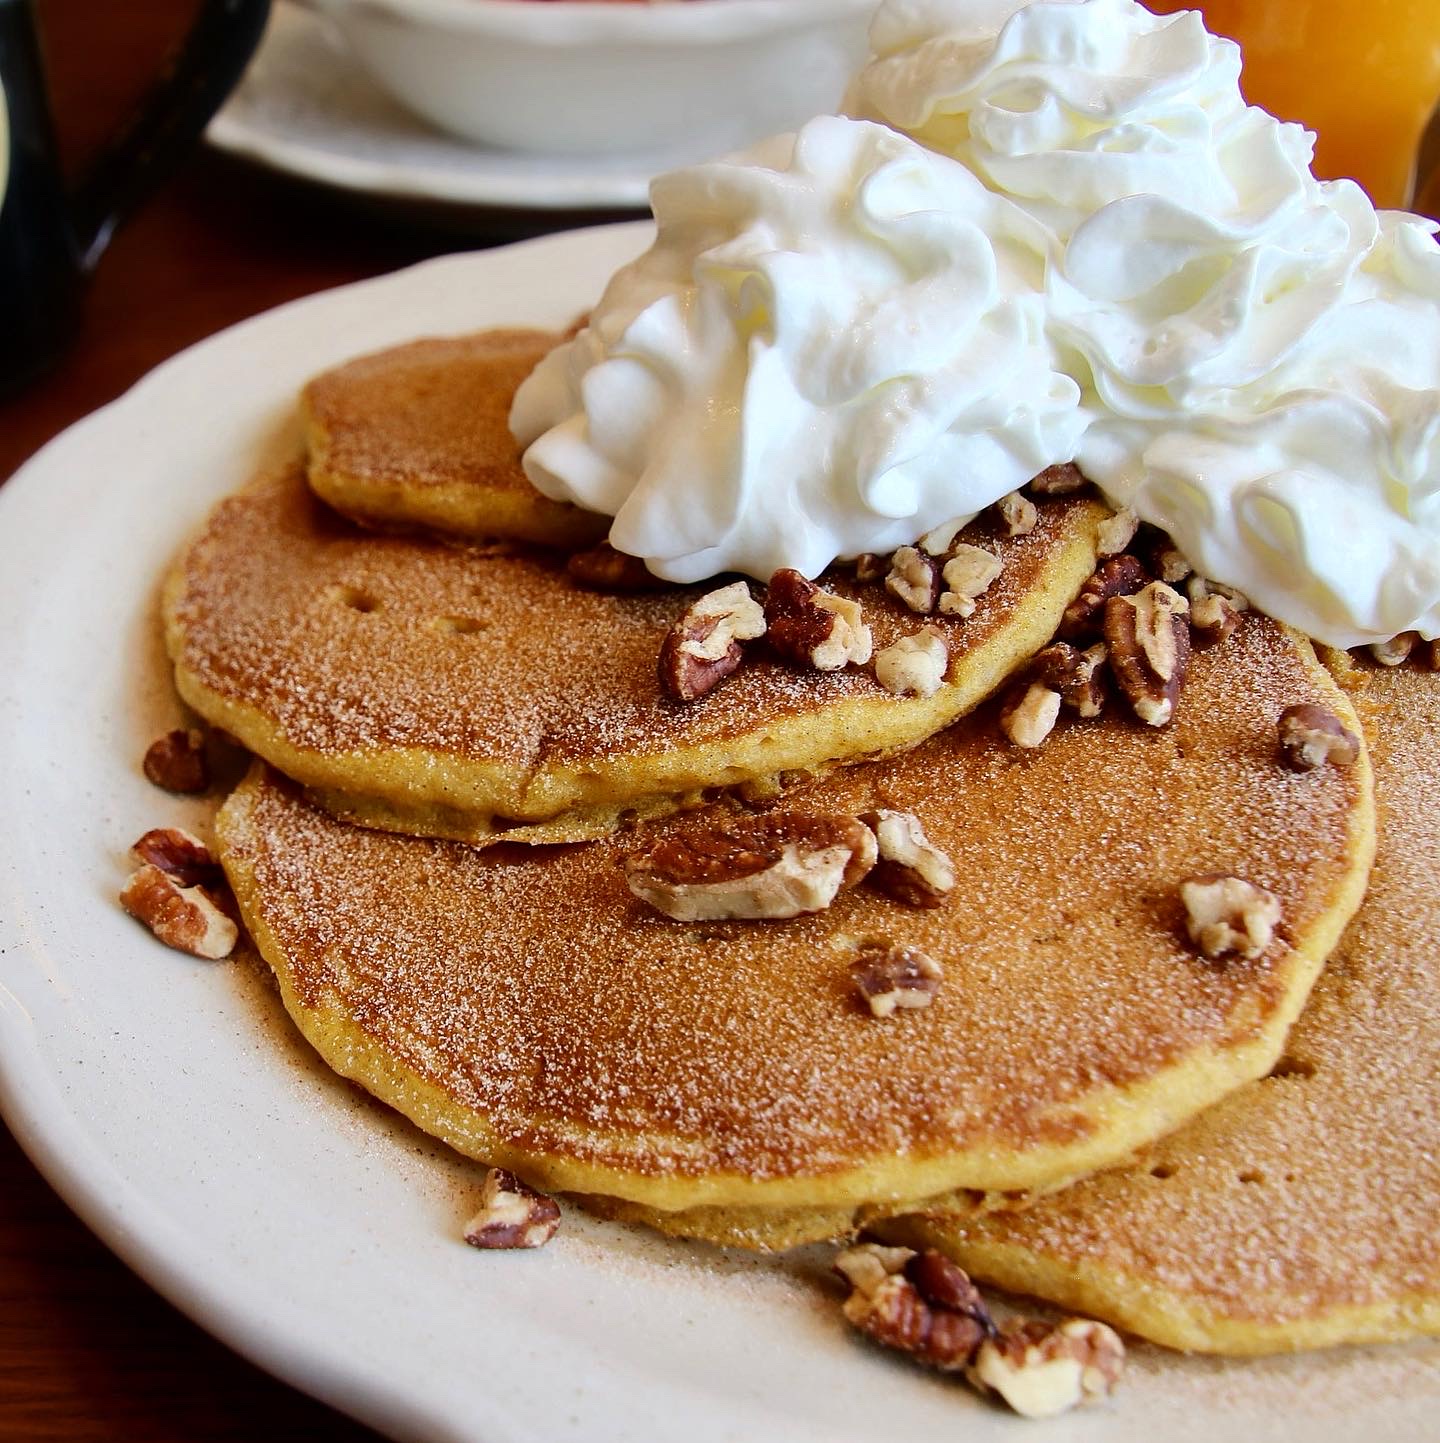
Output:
[0,4,632,1438]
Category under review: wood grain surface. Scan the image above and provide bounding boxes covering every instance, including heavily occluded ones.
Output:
[0,2,630,1438]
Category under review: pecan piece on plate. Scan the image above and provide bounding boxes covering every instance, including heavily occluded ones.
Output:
[968,1318,1125,1419]
[131,826,225,889]
[874,627,949,698]
[1276,703,1360,772]
[1027,462,1089,496]
[764,569,872,671]
[1094,507,1138,558]
[885,546,941,615]
[1000,682,1061,749]
[120,864,236,960]
[995,490,1037,537]
[1180,874,1281,959]
[624,813,877,921]
[143,728,209,793]
[1104,581,1190,726]
[1031,641,1107,719]
[463,1168,560,1250]
[862,810,955,908]
[658,581,766,702]
[1059,554,1147,640]
[938,545,1002,619]
[835,1243,993,1368]
[851,942,944,1017]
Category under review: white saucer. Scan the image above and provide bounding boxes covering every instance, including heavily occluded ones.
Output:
[206,3,694,212]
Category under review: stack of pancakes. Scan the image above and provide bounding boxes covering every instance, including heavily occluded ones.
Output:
[162,327,1439,1356]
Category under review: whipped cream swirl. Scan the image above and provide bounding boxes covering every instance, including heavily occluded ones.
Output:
[515,0,1440,645]
[512,114,1081,583]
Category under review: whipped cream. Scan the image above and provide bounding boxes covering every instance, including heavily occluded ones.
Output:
[512,115,1082,583]
[514,0,1440,645]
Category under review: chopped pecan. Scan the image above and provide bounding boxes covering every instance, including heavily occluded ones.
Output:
[1276,704,1360,772]
[1059,554,1147,639]
[463,1168,560,1250]
[836,1243,992,1368]
[1186,574,1250,612]
[1180,874,1281,959]
[938,545,1002,619]
[1190,590,1241,648]
[1000,682,1061,748]
[996,490,1037,537]
[1095,507,1139,558]
[834,1241,917,1296]
[1369,632,1418,667]
[852,942,944,1017]
[1104,581,1190,726]
[625,813,877,921]
[119,864,237,960]
[566,541,664,591]
[874,627,949,698]
[143,728,209,793]
[131,826,224,889]
[885,546,941,614]
[658,581,766,702]
[1031,641,1107,718]
[853,553,888,583]
[862,810,955,908]
[764,569,872,670]
[1027,462,1088,496]
[969,1318,1125,1419]
[1140,531,1193,585]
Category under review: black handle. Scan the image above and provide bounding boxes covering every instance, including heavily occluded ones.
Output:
[69,0,272,270]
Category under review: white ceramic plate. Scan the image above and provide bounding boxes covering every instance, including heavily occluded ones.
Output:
[206,3,688,212]
[2,222,1438,1443]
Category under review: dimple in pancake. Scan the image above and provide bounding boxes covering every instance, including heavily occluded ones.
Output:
[216,614,1373,1217]
[878,658,1440,1354]
[303,329,608,550]
[166,465,1106,846]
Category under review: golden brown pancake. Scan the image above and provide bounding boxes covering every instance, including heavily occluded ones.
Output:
[216,614,1373,1220]
[879,658,1439,1354]
[167,465,1106,846]
[303,329,607,550]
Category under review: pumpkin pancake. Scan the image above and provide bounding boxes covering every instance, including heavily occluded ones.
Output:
[166,464,1106,846]
[879,657,1439,1354]
[215,614,1372,1218]
[303,329,608,550]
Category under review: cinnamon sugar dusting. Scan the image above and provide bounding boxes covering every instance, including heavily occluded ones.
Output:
[172,466,1092,764]
[931,664,1440,1327]
[305,330,559,493]
[218,615,1366,1187]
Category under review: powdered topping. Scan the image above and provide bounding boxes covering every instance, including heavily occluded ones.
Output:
[217,614,1365,1187]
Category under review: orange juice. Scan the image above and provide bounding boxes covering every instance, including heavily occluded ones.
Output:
[1151,0,1440,207]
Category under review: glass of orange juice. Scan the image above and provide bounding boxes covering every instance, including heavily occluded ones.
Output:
[1150,0,1440,208]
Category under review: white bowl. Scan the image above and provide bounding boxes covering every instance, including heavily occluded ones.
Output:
[305,0,877,158]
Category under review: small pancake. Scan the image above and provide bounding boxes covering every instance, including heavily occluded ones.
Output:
[879,659,1439,1354]
[303,330,608,550]
[216,614,1373,1217]
[167,465,1106,846]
